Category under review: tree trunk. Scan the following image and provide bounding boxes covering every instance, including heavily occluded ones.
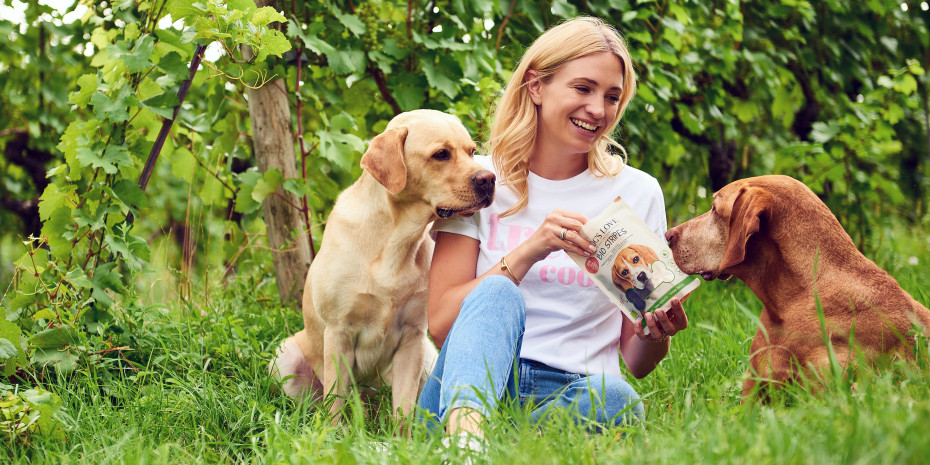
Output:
[243,0,311,306]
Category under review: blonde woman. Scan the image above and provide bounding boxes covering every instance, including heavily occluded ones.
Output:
[418,17,690,437]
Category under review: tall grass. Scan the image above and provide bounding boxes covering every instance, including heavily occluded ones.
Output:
[3,240,929,464]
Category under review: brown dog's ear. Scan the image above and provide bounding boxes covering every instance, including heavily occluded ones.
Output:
[360,126,409,194]
[612,264,632,291]
[631,244,659,264]
[720,186,770,271]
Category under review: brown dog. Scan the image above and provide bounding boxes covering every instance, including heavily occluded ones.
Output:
[665,175,930,398]
[270,110,495,420]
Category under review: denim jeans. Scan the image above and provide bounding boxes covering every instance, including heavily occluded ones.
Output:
[417,275,645,431]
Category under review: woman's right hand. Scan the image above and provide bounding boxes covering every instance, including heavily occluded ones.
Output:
[428,209,596,347]
[520,209,596,262]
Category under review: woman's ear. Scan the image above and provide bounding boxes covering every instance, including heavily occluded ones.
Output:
[525,69,541,104]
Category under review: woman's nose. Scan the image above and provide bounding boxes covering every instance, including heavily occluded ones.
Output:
[586,97,605,120]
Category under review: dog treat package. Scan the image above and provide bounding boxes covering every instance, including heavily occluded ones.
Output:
[569,197,700,335]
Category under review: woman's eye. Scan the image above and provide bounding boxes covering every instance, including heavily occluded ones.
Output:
[432,149,451,161]
[574,86,590,93]
[607,95,620,104]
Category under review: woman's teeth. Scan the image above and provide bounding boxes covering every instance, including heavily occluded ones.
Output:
[571,118,597,132]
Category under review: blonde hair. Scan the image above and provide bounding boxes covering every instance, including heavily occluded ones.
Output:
[487,17,637,217]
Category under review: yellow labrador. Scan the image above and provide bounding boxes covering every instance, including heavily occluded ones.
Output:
[270,110,495,421]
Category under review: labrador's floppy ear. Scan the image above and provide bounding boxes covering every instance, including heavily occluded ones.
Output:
[720,186,770,271]
[360,126,408,194]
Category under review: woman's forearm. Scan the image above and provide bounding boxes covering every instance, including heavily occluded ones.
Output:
[427,234,547,347]
[623,336,670,379]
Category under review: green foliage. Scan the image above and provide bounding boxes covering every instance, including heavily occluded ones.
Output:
[0,309,26,377]
[0,385,69,446]
[1,0,290,377]
[612,0,929,244]
[168,0,291,62]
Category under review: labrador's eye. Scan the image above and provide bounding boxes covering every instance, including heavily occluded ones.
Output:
[432,149,451,161]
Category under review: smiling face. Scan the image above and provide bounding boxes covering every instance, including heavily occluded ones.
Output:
[528,52,624,159]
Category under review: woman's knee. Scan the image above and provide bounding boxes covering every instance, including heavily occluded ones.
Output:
[577,374,644,425]
[462,275,526,327]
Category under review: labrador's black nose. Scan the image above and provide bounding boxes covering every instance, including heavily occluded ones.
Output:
[637,271,648,283]
[472,170,496,199]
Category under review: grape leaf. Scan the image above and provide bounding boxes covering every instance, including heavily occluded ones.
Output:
[250,6,286,27]
[333,11,366,36]
[254,30,292,63]
[68,74,99,107]
[141,92,180,119]
[252,168,284,203]
[76,144,133,174]
[121,35,156,73]
[90,87,135,123]
[235,171,263,214]
[422,60,458,99]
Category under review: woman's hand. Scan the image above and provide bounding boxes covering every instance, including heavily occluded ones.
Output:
[631,298,688,342]
[520,209,596,263]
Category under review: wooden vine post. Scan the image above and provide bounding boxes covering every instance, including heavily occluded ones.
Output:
[244,0,312,306]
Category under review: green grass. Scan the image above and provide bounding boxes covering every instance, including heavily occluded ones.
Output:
[3,247,930,464]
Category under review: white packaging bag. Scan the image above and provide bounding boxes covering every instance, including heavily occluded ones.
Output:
[569,197,700,335]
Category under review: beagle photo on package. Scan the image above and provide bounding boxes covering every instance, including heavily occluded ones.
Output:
[611,243,675,311]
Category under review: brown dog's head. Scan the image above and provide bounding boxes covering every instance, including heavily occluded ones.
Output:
[611,244,660,291]
[663,176,794,281]
[360,109,494,219]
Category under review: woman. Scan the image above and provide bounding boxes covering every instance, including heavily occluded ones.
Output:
[417,17,689,437]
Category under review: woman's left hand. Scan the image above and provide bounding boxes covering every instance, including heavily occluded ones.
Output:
[632,298,688,342]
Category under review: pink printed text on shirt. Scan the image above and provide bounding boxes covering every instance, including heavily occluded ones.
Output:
[486,213,596,288]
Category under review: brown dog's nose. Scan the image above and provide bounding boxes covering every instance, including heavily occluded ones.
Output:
[472,170,496,198]
[664,226,678,246]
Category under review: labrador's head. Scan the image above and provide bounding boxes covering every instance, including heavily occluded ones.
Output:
[611,244,659,291]
[360,109,494,219]
[664,176,797,281]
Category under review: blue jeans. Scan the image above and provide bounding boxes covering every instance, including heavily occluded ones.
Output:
[417,275,644,431]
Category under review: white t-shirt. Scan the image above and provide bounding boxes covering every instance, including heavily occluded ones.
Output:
[433,155,667,377]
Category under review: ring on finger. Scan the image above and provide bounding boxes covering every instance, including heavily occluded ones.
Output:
[559,228,567,241]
